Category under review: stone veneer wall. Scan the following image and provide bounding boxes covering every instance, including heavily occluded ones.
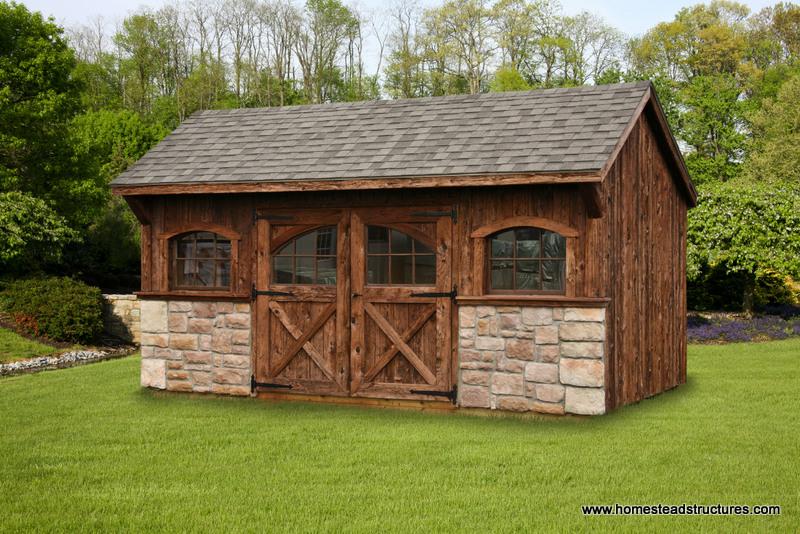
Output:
[457,306,606,415]
[102,294,141,343]
[139,300,252,396]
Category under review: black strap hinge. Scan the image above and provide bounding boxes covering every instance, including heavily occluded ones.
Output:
[410,286,457,299]
[410,209,457,222]
[409,385,458,404]
[251,284,293,300]
[251,375,293,392]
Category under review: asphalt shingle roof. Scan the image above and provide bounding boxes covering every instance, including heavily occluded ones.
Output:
[111,81,650,187]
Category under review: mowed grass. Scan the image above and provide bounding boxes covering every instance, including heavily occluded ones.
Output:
[1,340,798,532]
[0,327,59,363]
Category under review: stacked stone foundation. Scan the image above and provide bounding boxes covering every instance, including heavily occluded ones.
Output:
[457,305,606,415]
[139,300,252,396]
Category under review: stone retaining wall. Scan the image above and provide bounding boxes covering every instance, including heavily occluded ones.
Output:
[139,300,252,396]
[457,305,606,415]
[102,294,141,343]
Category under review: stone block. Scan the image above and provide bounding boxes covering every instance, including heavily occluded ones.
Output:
[476,306,495,318]
[552,308,564,320]
[192,371,212,386]
[458,306,476,328]
[223,354,250,369]
[559,322,605,342]
[560,358,604,387]
[525,362,558,384]
[167,380,194,392]
[188,318,214,334]
[497,396,529,412]
[497,356,525,373]
[459,328,473,339]
[234,303,251,313]
[491,373,524,395]
[499,313,521,330]
[564,307,605,322]
[475,336,504,351]
[168,301,193,312]
[166,370,189,380]
[170,334,198,351]
[225,313,251,329]
[459,385,490,408]
[141,358,166,389]
[184,351,212,365]
[192,302,217,318]
[535,384,565,403]
[140,300,168,333]
[565,387,605,415]
[476,317,498,336]
[560,341,604,359]
[506,339,535,360]
[521,307,553,326]
[154,348,179,360]
[535,344,560,363]
[167,360,183,370]
[211,383,250,396]
[460,361,495,371]
[198,334,212,350]
[211,330,233,353]
[216,302,235,313]
[461,370,491,386]
[213,368,248,385]
[534,326,559,345]
[532,401,565,415]
[168,313,188,333]
[140,333,169,348]
[232,329,251,346]
[460,337,474,348]
[140,346,155,358]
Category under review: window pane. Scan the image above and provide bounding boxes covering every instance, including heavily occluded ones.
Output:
[415,240,433,254]
[275,242,293,256]
[543,232,566,258]
[176,259,194,286]
[177,239,193,258]
[367,256,388,284]
[295,231,316,255]
[367,226,389,253]
[274,256,293,284]
[216,260,230,287]
[415,254,436,285]
[195,232,214,240]
[391,255,413,284]
[196,260,214,286]
[516,228,541,258]
[516,260,540,290]
[196,238,215,258]
[491,230,514,258]
[490,260,513,289]
[296,257,315,284]
[316,257,337,285]
[315,228,337,256]
[542,260,565,291]
[391,229,412,254]
[217,240,231,259]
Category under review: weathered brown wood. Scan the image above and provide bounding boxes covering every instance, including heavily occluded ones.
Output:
[455,296,610,306]
[470,216,579,238]
[580,183,605,219]
[113,171,602,196]
[268,301,338,382]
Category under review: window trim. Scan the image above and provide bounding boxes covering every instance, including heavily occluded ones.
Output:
[470,217,577,297]
[159,224,241,294]
[270,225,339,286]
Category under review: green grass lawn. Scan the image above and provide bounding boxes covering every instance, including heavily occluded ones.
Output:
[0,326,59,363]
[1,340,798,532]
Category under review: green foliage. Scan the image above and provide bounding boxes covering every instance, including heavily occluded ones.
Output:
[0,277,103,343]
[489,64,531,92]
[744,70,800,183]
[687,181,800,310]
[0,192,78,273]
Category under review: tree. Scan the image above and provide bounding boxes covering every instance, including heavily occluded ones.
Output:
[489,64,530,91]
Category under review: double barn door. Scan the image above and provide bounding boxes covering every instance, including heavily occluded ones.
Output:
[253,208,453,401]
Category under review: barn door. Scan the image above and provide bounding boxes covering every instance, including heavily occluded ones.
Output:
[349,208,454,401]
[253,210,350,395]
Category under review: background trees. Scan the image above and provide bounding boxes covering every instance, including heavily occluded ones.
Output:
[1,0,799,308]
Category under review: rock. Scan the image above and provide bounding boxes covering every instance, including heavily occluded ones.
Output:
[535,384,565,403]
[475,336,504,351]
[521,308,553,326]
[560,358,604,387]
[560,341,604,359]
[458,306,476,328]
[564,387,605,415]
[534,326,559,345]
[461,370,491,386]
[563,308,606,322]
[141,358,166,389]
[531,401,565,415]
[506,339,535,360]
[491,373,524,395]
[459,385,490,408]
[559,322,605,342]
[525,362,558,384]
[497,396,529,412]
[140,300,168,333]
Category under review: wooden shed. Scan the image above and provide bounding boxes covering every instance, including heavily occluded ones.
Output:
[112,81,696,415]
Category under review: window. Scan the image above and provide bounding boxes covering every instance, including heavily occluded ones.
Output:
[488,228,566,292]
[171,232,232,289]
[273,227,337,285]
[366,226,436,285]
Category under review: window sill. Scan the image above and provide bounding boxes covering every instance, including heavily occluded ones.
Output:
[455,295,610,307]
[135,291,250,301]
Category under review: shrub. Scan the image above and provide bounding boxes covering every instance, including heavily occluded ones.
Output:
[0,277,103,343]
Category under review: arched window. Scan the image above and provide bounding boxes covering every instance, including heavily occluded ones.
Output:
[273,226,337,285]
[488,228,566,292]
[366,226,435,285]
[171,232,232,289]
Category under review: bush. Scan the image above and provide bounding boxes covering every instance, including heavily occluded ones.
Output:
[0,277,104,343]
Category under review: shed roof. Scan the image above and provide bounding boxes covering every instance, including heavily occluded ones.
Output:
[111,81,694,204]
